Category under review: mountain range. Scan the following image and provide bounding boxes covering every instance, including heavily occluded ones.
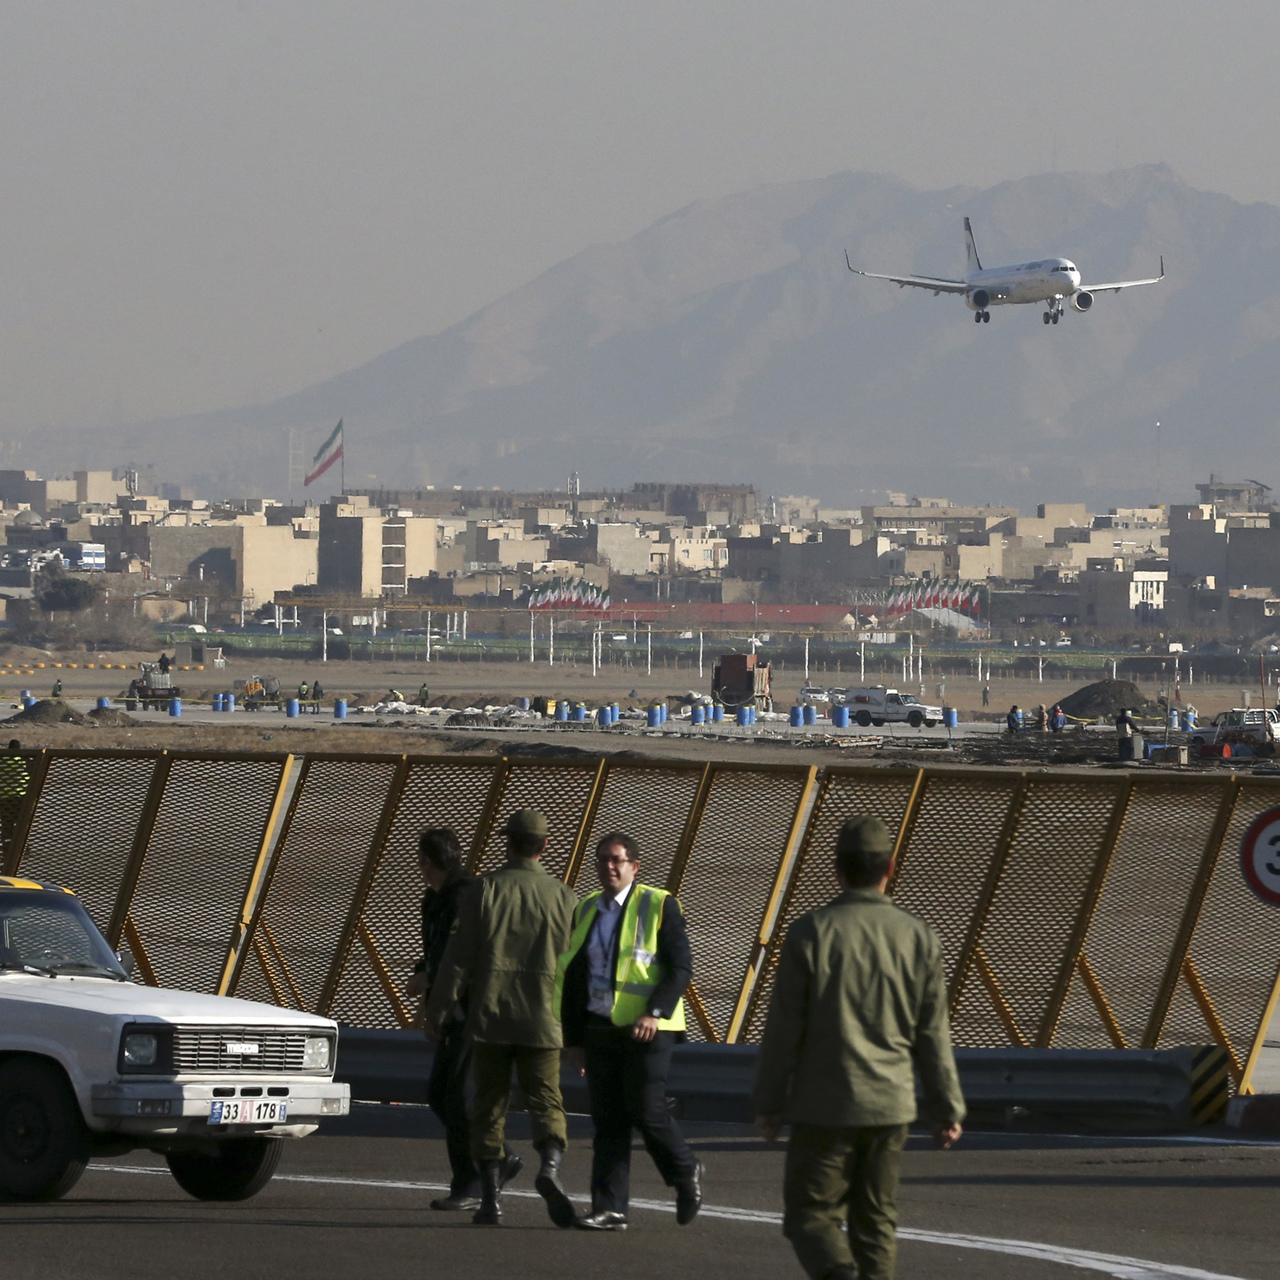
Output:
[21,163,1280,510]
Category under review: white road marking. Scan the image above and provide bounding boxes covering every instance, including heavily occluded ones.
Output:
[89,1164,1254,1280]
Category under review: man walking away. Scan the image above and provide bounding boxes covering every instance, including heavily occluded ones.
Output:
[406,828,522,1212]
[754,815,965,1280]
[1005,704,1020,735]
[982,682,990,707]
[556,832,703,1231]
[425,809,577,1229]
[1050,704,1067,733]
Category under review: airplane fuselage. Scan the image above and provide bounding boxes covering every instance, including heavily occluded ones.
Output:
[964,258,1081,310]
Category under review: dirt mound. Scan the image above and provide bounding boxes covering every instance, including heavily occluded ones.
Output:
[88,707,141,727]
[6,699,90,725]
[445,711,492,727]
[1057,680,1158,720]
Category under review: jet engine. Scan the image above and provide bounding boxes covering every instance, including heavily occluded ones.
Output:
[967,289,990,311]
[1070,290,1094,312]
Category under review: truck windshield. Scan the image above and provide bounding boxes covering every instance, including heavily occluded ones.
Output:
[0,891,127,979]
[899,695,919,704]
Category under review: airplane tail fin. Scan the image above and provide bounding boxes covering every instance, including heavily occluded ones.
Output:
[964,217,982,272]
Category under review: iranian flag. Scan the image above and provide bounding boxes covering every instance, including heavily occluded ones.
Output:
[305,419,344,486]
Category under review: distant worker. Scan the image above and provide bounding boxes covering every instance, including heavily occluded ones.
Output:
[387,688,405,704]
[418,682,431,706]
[298,680,309,701]
[424,809,578,1229]
[556,832,703,1231]
[312,680,324,701]
[158,652,171,675]
[753,816,965,1280]
[50,679,62,699]
[1115,707,1139,740]
[265,676,281,698]
[406,828,522,1212]
[1005,705,1021,736]
[982,682,991,708]
[0,739,29,860]
[1034,703,1048,732]
[1050,705,1067,733]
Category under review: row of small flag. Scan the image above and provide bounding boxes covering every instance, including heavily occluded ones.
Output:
[526,576,612,610]
[881,581,983,618]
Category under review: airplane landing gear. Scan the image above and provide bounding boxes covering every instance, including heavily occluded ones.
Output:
[974,310,990,323]
[1044,302,1064,325]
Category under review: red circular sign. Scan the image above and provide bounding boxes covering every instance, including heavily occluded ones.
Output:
[1239,805,1280,908]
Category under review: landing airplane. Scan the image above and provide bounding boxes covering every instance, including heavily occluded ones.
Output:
[847,218,1163,324]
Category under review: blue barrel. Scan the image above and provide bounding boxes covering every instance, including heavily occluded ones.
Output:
[691,705,705,725]
[597,706,611,727]
[804,705,818,726]
[96,696,110,710]
[1181,710,1196,731]
[832,705,849,728]
[555,702,569,722]
[790,705,804,728]
[736,706,751,726]
[1235,742,1255,759]
[573,703,587,722]
[21,696,34,709]
[655,703,664,723]
[334,699,347,719]
[168,698,181,717]
[225,693,236,712]
[20,689,30,700]
[1168,710,1180,730]
[611,702,620,724]
[213,693,224,712]
[646,706,661,728]
[286,698,299,718]
[1015,709,1024,728]
[943,708,959,729]
[712,704,724,723]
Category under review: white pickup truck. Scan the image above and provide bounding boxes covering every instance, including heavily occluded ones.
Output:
[0,875,349,1202]
[840,686,944,728]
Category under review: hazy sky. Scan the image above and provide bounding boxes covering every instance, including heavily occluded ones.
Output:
[2,0,1277,433]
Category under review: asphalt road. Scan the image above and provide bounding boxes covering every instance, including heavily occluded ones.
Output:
[4,1107,1277,1280]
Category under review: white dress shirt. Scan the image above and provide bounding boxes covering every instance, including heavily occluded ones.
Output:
[586,883,633,1018]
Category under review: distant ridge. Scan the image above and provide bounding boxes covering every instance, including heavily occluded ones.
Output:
[23,165,1277,507]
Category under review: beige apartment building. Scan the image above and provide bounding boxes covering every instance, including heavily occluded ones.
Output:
[318,498,437,596]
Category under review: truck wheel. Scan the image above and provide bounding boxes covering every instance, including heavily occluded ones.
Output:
[167,1137,283,1201]
[924,718,938,728]
[855,710,872,727]
[0,1058,91,1201]
[871,718,884,727]
[907,711,924,728]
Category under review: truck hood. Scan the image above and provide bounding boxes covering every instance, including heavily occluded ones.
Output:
[0,973,336,1029]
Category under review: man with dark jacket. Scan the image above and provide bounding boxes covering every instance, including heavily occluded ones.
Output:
[406,828,521,1212]
[754,815,965,1280]
[425,809,578,1228]
[555,832,703,1231]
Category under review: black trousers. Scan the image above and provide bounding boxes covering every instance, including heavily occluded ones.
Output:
[583,1019,696,1214]
[426,1026,479,1197]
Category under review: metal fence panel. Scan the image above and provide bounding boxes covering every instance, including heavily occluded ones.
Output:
[576,760,709,893]
[737,766,920,1045]
[124,754,291,994]
[329,756,503,1028]
[670,763,816,1043]
[8,750,162,935]
[231,754,406,1012]
[957,777,1128,1049]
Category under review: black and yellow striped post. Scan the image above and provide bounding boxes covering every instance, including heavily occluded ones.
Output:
[1190,1045,1230,1124]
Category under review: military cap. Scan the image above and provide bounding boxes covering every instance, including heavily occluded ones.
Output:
[505,807,549,839]
[836,815,893,857]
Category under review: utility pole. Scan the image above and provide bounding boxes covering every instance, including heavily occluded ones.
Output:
[698,631,703,680]
[426,612,432,662]
[529,613,535,663]
[804,637,810,684]
[647,624,652,676]
[322,609,328,663]
[549,616,555,667]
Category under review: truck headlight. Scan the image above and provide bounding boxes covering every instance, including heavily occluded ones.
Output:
[123,1033,158,1067]
[303,1037,332,1070]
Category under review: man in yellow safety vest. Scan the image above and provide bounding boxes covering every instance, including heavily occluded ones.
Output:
[555,831,703,1231]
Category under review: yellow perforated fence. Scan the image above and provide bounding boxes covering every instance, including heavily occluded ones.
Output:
[3,750,1278,1093]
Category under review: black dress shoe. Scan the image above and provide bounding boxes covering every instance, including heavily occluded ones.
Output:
[574,1210,628,1231]
[675,1158,705,1225]
[430,1193,482,1211]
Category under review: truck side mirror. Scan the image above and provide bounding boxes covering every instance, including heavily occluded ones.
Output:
[116,948,138,980]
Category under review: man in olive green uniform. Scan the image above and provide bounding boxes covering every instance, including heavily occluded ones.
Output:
[425,808,578,1229]
[753,815,965,1280]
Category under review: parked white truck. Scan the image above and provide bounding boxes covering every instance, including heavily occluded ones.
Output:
[840,686,944,728]
[0,875,349,1202]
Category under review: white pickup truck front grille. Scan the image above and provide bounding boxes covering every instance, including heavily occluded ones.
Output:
[170,1026,313,1073]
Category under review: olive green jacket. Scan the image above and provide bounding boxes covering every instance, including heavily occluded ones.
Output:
[424,858,577,1048]
[753,888,965,1128]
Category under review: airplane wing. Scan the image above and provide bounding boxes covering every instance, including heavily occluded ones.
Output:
[1079,256,1165,294]
[846,251,968,295]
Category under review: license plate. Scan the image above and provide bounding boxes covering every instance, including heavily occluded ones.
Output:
[209,1099,287,1125]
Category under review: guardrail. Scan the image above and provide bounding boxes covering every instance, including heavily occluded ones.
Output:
[3,748,1278,1096]
[332,1029,1224,1130]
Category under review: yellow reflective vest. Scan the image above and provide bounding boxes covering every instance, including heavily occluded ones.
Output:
[555,883,686,1032]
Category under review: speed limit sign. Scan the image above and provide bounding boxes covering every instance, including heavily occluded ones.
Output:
[1240,805,1280,907]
